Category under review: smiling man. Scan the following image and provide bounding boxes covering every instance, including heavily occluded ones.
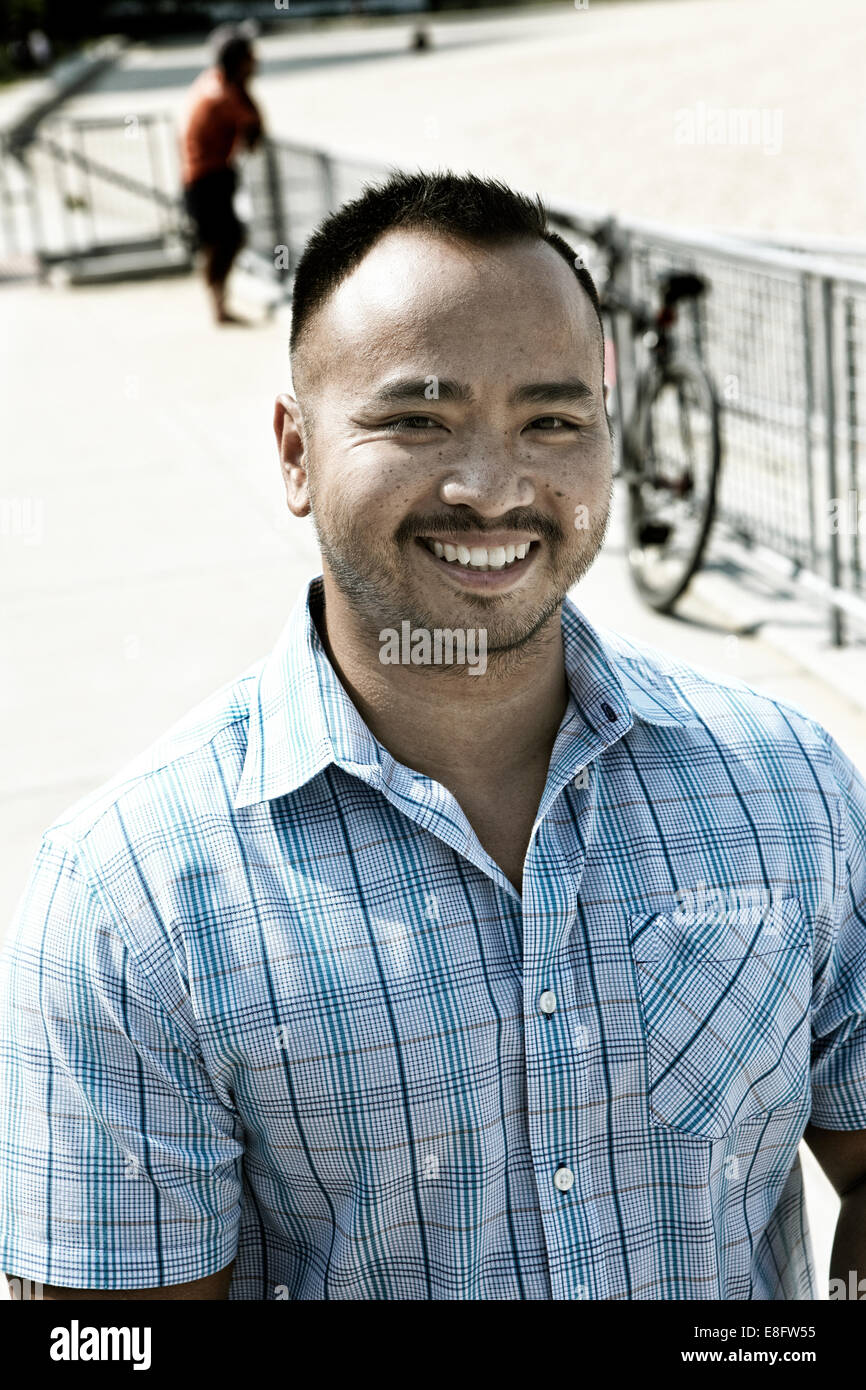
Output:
[3,171,866,1302]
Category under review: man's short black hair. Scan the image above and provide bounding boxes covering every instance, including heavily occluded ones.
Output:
[212,26,253,81]
[289,169,605,366]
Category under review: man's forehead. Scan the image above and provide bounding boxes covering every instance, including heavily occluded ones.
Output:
[308,227,600,364]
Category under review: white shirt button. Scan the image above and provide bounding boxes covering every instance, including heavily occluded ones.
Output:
[554,1166,575,1192]
[539,990,557,1015]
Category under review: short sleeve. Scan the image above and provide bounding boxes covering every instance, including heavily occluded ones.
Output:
[809,731,866,1129]
[0,833,243,1289]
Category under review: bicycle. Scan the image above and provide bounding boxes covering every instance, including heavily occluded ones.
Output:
[587,216,722,612]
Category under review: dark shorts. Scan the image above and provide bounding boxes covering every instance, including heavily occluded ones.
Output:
[183,167,243,248]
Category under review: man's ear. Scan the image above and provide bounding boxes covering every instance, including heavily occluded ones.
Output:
[273,393,310,518]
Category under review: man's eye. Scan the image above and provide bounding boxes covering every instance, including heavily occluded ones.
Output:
[380,415,441,432]
[528,416,580,431]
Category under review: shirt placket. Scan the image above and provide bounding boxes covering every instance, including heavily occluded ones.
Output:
[521,703,632,1301]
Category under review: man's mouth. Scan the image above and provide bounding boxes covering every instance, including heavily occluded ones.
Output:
[418,538,537,572]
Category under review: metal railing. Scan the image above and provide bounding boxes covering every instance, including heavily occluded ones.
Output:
[547,210,866,645]
[0,112,190,274]
[1,116,864,644]
[238,137,383,277]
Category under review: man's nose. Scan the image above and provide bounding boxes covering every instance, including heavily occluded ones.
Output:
[438,447,535,516]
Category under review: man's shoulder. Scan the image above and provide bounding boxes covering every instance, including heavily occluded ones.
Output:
[185,69,229,118]
[592,617,834,762]
[43,658,265,857]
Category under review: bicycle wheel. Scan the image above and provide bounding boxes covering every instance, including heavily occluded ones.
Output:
[624,358,721,612]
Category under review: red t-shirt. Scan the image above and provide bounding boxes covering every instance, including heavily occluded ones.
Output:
[179,68,262,187]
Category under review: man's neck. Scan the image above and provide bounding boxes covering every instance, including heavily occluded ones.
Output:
[216,68,244,92]
[311,580,570,789]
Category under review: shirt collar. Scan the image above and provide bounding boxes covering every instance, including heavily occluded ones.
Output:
[234,575,696,810]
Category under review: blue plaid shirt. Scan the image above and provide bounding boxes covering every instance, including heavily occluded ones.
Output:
[3,574,866,1300]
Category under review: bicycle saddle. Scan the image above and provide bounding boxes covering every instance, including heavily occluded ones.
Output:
[659,271,707,304]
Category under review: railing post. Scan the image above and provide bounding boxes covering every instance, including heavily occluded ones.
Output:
[844,294,861,594]
[821,275,844,646]
[263,137,290,283]
[621,231,639,417]
[597,220,625,478]
[75,121,97,249]
[145,116,167,239]
[0,140,17,258]
[607,223,637,471]
[800,273,818,577]
[317,150,336,216]
[18,142,46,273]
[51,132,77,260]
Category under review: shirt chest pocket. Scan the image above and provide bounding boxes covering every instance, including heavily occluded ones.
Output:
[628,896,812,1140]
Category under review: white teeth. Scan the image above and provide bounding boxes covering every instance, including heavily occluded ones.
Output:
[424,539,535,568]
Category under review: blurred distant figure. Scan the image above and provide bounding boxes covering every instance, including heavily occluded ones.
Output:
[180,28,264,324]
[27,30,53,69]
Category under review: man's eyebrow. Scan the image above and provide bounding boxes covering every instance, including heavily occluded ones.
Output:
[365,377,473,406]
[363,376,597,409]
[509,378,596,406]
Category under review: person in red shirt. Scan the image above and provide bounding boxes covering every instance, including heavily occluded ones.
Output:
[180,29,264,323]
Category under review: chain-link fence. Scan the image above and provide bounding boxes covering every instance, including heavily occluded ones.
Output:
[544,209,866,643]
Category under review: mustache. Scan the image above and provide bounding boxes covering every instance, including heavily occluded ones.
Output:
[394,510,564,545]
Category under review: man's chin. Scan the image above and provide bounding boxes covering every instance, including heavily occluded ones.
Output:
[399,580,566,652]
